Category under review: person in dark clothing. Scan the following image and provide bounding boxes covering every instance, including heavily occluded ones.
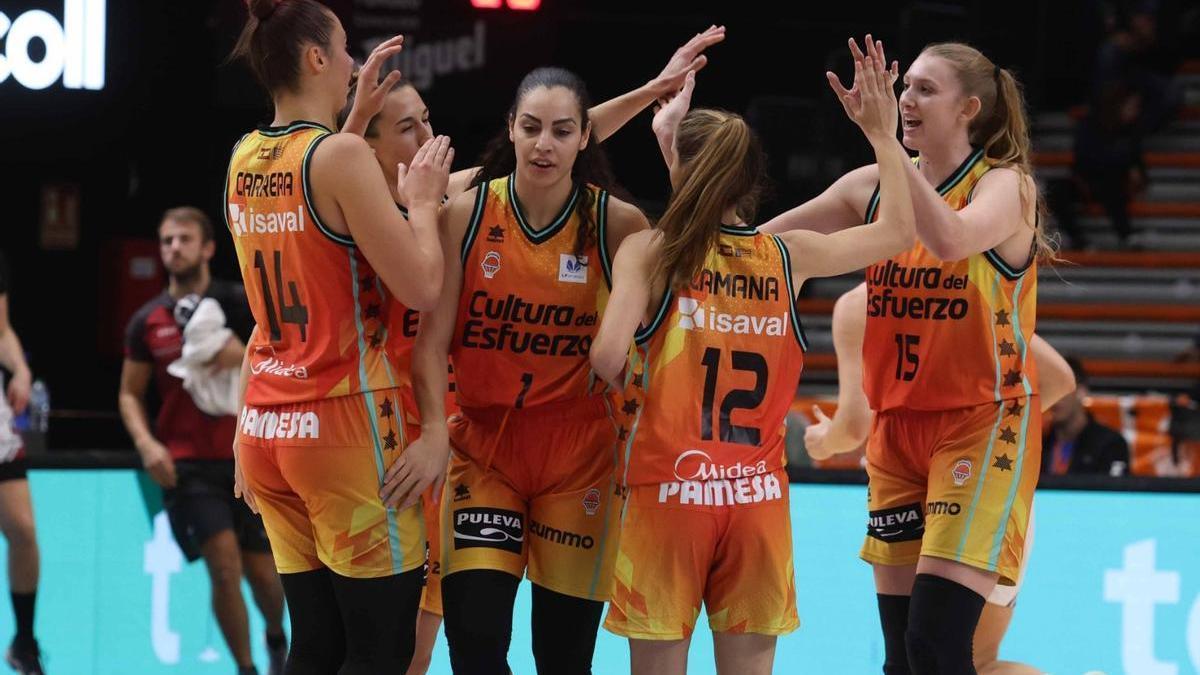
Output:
[117,207,287,675]
[1043,356,1130,476]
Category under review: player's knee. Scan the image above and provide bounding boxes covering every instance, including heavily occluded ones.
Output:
[1,517,37,551]
[205,554,243,591]
[905,574,985,674]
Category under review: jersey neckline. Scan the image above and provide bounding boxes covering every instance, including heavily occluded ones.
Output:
[506,173,581,245]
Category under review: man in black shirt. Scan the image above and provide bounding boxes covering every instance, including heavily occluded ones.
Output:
[1043,357,1130,476]
[0,250,44,674]
[117,208,286,675]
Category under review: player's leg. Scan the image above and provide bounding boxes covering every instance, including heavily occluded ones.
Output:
[0,468,41,672]
[330,567,424,673]
[405,609,442,675]
[198,529,255,670]
[241,548,287,673]
[407,485,444,675]
[712,634,777,675]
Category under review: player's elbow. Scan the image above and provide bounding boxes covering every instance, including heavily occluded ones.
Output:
[589,340,626,389]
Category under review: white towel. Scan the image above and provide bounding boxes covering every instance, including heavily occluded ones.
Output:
[167,298,240,417]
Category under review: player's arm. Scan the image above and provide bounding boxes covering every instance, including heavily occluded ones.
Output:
[380,189,473,510]
[759,165,879,235]
[805,283,872,460]
[0,293,31,414]
[117,357,177,489]
[781,42,914,283]
[588,26,725,143]
[233,326,257,512]
[592,229,657,389]
[1031,335,1075,412]
[211,335,247,370]
[312,134,451,311]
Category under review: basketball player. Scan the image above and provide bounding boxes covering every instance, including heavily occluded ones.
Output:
[340,26,725,675]
[335,25,722,675]
[763,37,1050,674]
[0,250,43,675]
[390,66,650,673]
[588,48,913,675]
[227,1,451,671]
[805,282,1073,675]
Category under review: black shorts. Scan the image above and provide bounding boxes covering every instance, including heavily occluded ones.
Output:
[163,459,272,562]
[0,456,28,483]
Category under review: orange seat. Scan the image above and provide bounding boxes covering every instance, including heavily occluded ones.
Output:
[1083,394,1200,477]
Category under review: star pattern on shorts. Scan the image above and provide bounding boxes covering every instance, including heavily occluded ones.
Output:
[617,426,628,441]
[382,429,398,451]
[630,372,644,389]
[369,329,384,348]
[379,398,394,419]
[364,303,381,319]
[998,426,1018,445]
[359,274,376,288]
[995,310,1010,326]
[998,339,1017,357]
[1003,368,1023,388]
[992,453,1014,472]
[1006,400,1024,418]
[622,399,639,415]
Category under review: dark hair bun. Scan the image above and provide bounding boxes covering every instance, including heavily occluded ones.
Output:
[248,0,281,21]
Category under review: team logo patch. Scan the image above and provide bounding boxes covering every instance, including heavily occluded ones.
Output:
[481,251,501,279]
[582,488,601,516]
[487,225,505,242]
[951,459,973,486]
[452,507,524,553]
[558,254,588,283]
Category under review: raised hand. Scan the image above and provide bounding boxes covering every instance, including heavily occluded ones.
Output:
[397,135,454,209]
[651,70,696,170]
[342,35,405,134]
[647,25,725,99]
[827,36,898,144]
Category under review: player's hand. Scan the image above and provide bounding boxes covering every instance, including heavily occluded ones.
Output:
[342,35,405,135]
[380,430,450,511]
[646,25,725,99]
[5,367,30,415]
[233,448,259,514]
[397,135,454,211]
[140,440,178,489]
[804,405,836,461]
[827,35,900,144]
[651,70,696,171]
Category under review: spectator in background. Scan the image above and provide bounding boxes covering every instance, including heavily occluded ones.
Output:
[1049,0,1182,249]
[1044,356,1131,476]
[0,250,45,674]
[117,208,286,675]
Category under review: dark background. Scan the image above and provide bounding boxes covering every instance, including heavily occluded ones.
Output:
[0,0,1185,446]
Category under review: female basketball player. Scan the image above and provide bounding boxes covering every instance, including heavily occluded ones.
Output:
[588,51,913,674]
[227,1,452,671]
[806,283,1072,675]
[383,66,651,674]
[341,26,725,675]
[763,36,1051,674]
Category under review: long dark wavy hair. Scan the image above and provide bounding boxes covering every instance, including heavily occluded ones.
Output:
[471,67,617,256]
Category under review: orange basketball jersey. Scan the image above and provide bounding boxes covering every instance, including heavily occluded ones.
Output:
[862,148,1038,412]
[451,175,612,410]
[619,227,807,490]
[225,121,407,406]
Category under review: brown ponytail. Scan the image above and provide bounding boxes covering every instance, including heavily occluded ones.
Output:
[921,43,1056,262]
[230,0,336,94]
[653,109,766,291]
